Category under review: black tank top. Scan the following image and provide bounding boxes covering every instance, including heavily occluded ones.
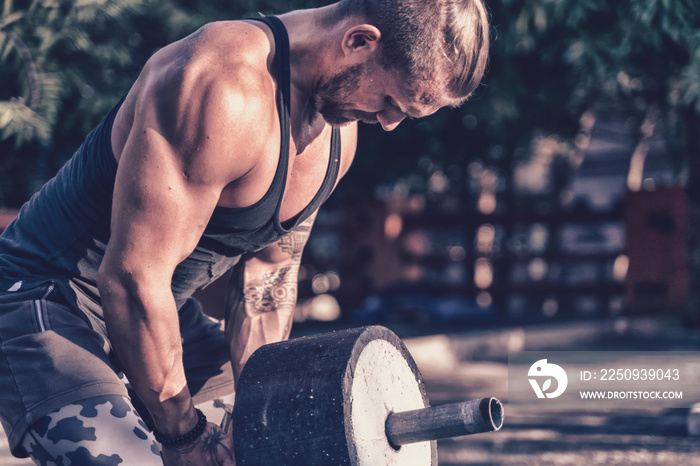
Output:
[0,15,341,326]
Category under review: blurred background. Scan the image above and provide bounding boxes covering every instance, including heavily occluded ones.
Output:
[2,0,700,464]
[2,0,700,328]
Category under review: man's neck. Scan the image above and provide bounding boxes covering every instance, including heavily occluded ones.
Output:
[278,6,342,153]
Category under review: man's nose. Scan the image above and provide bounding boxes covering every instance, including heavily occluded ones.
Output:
[376,108,406,131]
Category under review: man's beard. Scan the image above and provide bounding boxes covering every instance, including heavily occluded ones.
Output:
[312,64,379,127]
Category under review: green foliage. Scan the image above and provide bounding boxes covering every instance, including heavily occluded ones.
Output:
[1,0,699,208]
[0,0,326,207]
[0,0,146,204]
[0,98,50,145]
[680,31,700,113]
[343,0,700,208]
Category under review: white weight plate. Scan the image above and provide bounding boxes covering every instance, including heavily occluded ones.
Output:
[349,339,432,465]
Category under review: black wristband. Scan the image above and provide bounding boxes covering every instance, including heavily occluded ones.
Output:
[154,408,207,447]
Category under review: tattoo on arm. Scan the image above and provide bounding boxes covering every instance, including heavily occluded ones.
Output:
[162,426,234,461]
[242,266,297,314]
[277,218,313,261]
[201,426,234,460]
[240,214,315,315]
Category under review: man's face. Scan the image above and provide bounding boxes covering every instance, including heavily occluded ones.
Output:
[313,62,445,131]
[313,63,377,127]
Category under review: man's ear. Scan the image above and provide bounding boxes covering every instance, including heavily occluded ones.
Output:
[341,24,381,60]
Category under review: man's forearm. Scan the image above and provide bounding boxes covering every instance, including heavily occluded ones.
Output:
[225,262,299,384]
[98,275,198,437]
[225,214,315,383]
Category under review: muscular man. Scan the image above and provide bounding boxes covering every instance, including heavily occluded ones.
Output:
[0,0,489,464]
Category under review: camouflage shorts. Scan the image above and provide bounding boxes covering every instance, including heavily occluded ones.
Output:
[22,395,163,465]
[0,284,234,459]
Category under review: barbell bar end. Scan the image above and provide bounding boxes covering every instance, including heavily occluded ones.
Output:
[385,397,504,447]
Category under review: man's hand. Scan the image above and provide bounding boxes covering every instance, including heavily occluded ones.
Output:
[162,422,236,465]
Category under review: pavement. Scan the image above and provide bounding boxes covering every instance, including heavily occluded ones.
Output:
[2,315,700,465]
[402,316,700,466]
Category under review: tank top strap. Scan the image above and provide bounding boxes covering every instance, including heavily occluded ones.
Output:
[207,16,342,239]
[277,126,342,232]
[248,15,292,205]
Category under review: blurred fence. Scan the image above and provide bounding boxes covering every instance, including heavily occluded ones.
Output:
[1,188,689,324]
[300,188,689,324]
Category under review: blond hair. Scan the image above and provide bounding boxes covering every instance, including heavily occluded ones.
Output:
[336,0,490,101]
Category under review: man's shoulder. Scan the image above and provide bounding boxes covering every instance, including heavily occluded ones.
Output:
[122,21,279,183]
[179,21,276,103]
[191,21,273,65]
[138,20,278,137]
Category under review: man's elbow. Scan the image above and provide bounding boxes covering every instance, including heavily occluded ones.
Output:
[97,258,149,305]
[97,261,130,306]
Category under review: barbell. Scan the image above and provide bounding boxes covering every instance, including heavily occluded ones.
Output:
[229,325,503,465]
